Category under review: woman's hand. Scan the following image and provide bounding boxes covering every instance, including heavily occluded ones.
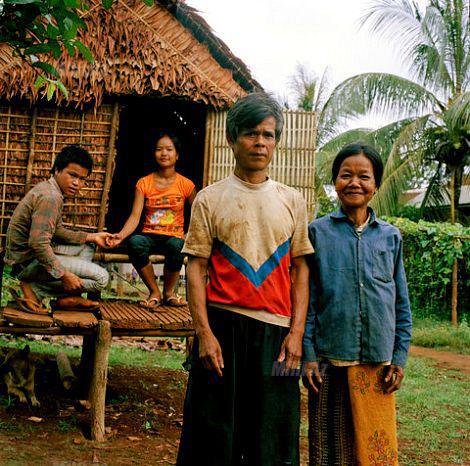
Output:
[105,233,123,249]
[302,361,323,393]
[383,364,404,393]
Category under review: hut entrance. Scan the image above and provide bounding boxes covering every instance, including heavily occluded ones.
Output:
[106,98,206,233]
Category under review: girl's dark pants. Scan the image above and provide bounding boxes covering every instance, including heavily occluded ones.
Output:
[177,307,300,466]
[126,233,184,271]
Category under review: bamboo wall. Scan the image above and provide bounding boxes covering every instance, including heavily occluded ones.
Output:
[0,102,119,248]
[204,109,317,216]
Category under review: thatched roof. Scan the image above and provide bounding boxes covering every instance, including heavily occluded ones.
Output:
[0,0,262,108]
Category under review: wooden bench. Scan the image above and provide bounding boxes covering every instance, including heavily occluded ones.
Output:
[0,301,193,442]
[0,249,194,441]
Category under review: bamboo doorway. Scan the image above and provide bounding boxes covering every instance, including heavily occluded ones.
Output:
[203,109,317,216]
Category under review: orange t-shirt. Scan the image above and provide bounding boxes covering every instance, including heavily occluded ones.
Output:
[136,173,195,239]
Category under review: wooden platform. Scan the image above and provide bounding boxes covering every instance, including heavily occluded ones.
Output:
[99,300,193,331]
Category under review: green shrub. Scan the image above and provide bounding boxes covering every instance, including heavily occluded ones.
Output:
[385,217,470,321]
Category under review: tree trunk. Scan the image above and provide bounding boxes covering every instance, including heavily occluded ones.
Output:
[450,168,458,327]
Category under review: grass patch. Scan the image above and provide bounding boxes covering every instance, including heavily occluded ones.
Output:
[0,336,186,370]
[397,356,470,465]
[412,317,470,354]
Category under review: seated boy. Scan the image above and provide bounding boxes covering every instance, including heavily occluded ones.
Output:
[5,145,111,313]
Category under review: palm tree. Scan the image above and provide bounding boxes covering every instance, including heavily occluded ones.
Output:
[320,0,469,221]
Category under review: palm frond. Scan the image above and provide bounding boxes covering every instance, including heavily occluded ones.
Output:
[371,115,433,214]
[321,73,443,128]
[445,92,470,129]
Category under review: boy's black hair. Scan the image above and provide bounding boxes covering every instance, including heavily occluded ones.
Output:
[51,145,93,175]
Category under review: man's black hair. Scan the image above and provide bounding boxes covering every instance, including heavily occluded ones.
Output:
[51,145,93,175]
[332,142,384,187]
[226,93,284,143]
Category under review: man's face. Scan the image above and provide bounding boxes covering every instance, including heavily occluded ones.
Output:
[229,116,277,173]
[54,163,89,197]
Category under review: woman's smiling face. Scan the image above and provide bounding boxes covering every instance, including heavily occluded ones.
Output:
[334,154,377,209]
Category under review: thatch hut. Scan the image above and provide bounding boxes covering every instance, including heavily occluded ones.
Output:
[0,0,316,245]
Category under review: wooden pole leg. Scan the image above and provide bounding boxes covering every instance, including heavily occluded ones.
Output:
[78,334,95,398]
[89,320,112,442]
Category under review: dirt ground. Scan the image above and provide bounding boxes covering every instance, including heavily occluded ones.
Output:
[0,350,309,465]
[0,345,468,465]
[410,345,470,375]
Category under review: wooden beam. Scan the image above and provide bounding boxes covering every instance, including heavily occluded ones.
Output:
[89,320,112,442]
[98,102,120,231]
[25,106,38,193]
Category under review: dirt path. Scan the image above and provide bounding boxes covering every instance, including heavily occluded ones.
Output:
[410,345,470,376]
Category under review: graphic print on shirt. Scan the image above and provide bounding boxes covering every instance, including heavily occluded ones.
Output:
[146,194,182,229]
[207,238,292,317]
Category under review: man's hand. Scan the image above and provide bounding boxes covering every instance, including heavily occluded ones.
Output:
[302,361,323,393]
[86,232,113,248]
[277,330,303,372]
[198,330,224,377]
[61,270,83,293]
[383,364,404,394]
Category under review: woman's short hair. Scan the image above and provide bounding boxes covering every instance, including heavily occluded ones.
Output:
[226,93,284,143]
[153,129,182,155]
[332,142,384,187]
[51,145,93,175]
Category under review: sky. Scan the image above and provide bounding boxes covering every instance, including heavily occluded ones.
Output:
[188,0,423,128]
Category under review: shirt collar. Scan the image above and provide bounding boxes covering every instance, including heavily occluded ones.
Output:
[330,207,379,225]
[48,177,64,198]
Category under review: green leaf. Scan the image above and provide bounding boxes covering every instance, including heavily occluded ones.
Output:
[32,61,60,78]
[63,0,80,6]
[65,42,76,57]
[56,81,69,99]
[74,40,94,63]
[24,43,52,55]
[4,0,38,4]
[46,82,56,101]
[102,0,113,8]
[142,0,154,5]
[33,75,47,89]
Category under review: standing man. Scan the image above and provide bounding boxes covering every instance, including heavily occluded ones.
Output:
[5,145,110,313]
[177,93,313,465]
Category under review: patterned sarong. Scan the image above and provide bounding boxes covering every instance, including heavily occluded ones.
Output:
[308,364,398,465]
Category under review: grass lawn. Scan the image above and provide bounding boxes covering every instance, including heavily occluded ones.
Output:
[396,356,469,465]
[412,317,470,355]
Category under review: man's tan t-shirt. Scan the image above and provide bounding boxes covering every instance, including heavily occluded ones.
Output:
[183,174,313,327]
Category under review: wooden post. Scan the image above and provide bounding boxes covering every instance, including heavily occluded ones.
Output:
[202,110,213,187]
[89,320,112,442]
[78,334,96,398]
[57,350,77,390]
[98,102,120,231]
[25,107,38,193]
[451,258,458,327]
[116,264,124,297]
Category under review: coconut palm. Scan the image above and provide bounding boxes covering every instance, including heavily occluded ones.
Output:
[320,0,470,221]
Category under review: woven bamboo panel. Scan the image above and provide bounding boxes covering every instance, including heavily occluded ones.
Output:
[100,300,193,330]
[205,109,317,217]
[0,103,115,247]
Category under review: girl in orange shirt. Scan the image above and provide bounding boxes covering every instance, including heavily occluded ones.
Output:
[108,130,196,309]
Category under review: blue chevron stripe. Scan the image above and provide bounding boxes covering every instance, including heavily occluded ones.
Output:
[217,239,290,288]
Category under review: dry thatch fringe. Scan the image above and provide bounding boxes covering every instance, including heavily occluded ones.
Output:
[0,0,250,109]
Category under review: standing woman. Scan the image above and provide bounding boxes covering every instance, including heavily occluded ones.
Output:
[303,143,412,465]
[109,129,196,309]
